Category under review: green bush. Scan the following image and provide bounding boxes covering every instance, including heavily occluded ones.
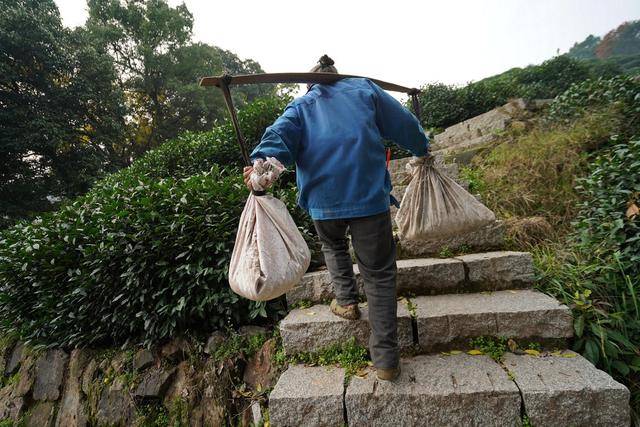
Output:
[535,139,640,419]
[120,95,290,181]
[416,55,619,129]
[0,168,240,347]
[573,138,640,278]
[0,94,320,348]
[546,75,640,136]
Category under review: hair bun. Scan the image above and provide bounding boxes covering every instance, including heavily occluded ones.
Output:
[319,55,335,67]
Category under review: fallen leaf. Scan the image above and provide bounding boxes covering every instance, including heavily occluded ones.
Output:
[449,350,462,355]
[355,369,369,378]
[524,349,540,356]
[467,349,483,355]
[626,203,639,219]
[560,352,578,358]
[305,311,316,316]
[508,290,518,294]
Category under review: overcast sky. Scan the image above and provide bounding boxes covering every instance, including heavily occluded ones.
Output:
[56,0,640,99]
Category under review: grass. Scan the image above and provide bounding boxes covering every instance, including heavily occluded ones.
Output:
[464,110,620,229]
[134,401,170,427]
[437,244,472,259]
[275,337,369,379]
[212,330,269,363]
[469,336,508,362]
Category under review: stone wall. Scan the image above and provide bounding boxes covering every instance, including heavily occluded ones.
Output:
[0,329,277,426]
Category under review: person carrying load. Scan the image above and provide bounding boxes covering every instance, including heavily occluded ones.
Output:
[244,55,429,381]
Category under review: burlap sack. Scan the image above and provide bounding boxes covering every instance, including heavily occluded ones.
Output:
[395,156,496,240]
[229,160,310,301]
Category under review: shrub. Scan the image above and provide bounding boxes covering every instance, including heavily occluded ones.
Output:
[546,75,640,137]
[573,137,640,278]
[0,94,320,348]
[534,138,640,420]
[416,55,621,129]
[0,168,243,347]
[120,95,290,181]
[414,83,467,130]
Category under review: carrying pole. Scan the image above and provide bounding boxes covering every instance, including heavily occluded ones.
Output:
[218,74,252,167]
[204,72,423,167]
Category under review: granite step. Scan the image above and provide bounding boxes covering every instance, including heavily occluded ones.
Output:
[287,251,534,306]
[346,354,520,427]
[504,351,631,427]
[414,289,573,352]
[504,352,630,426]
[280,289,572,355]
[279,302,414,355]
[397,221,506,257]
[269,365,345,427]
[269,352,630,427]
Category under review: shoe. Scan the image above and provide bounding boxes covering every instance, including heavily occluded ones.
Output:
[329,299,360,320]
[376,364,401,381]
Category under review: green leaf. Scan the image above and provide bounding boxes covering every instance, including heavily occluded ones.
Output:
[574,314,585,337]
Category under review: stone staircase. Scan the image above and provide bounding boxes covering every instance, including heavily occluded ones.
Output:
[268,154,630,426]
[269,251,630,426]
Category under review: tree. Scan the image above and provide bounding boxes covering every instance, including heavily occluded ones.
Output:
[164,43,275,136]
[0,0,127,226]
[567,34,601,59]
[595,20,640,59]
[86,0,274,159]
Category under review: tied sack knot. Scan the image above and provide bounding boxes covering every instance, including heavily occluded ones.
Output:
[406,155,435,174]
[250,157,286,191]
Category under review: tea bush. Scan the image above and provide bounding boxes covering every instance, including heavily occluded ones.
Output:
[416,55,620,129]
[534,139,640,418]
[0,95,319,347]
[546,75,640,136]
[120,95,290,181]
[573,137,640,279]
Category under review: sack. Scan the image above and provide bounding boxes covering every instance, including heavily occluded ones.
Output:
[229,159,311,301]
[395,156,496,240]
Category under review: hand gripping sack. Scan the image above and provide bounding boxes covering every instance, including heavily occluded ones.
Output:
[395,156,496,240]
[229,159,311,301]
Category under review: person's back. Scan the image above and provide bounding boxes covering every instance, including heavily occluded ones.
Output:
[246,55,429,382]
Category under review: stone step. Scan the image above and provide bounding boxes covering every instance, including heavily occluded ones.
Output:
[279,302,414,355]
[269,352,630,427]
[397,220,505,257]
[415,289,573,352]
[287,251,534,306]
[269,365,345,427]
[281,290,572,355]
[504,352,630,427]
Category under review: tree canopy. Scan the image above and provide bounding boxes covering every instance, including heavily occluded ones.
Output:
[1,0,274,226]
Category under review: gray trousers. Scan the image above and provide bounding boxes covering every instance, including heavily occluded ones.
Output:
[313,210,399,369]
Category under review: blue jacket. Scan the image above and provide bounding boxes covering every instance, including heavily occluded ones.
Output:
[250,77,429,220]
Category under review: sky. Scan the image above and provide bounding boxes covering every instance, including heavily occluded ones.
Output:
[56,0,640,99]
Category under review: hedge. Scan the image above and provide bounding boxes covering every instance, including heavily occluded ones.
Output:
[0,95,318,347]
